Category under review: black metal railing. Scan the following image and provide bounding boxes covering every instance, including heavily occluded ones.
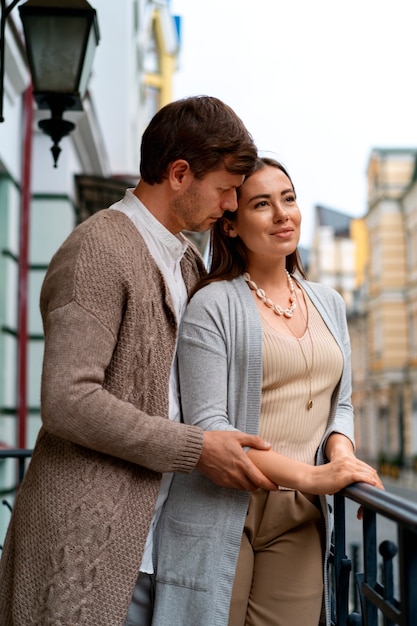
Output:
[0,448,32,488]
[331,482,417,625]
[0,450,417,624]
[0,449,32,549]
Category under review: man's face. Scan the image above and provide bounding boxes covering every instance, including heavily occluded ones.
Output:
[171,167,244,233]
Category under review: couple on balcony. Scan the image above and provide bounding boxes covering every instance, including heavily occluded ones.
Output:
[0,95,382,626]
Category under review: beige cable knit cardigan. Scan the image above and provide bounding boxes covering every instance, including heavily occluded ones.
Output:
[0,209,205,626]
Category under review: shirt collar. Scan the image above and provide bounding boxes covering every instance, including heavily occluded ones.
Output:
[120,189,189,262]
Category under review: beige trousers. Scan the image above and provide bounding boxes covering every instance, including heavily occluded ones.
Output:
[228,489,325,626]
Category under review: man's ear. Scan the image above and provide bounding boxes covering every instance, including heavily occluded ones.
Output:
[168,160,192,190]
[222,219,238,238]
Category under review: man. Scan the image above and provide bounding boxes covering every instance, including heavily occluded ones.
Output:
[0,96,274,626]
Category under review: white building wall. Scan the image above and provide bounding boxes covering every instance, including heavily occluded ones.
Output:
[0,0,176,537]
[90,0,154,176]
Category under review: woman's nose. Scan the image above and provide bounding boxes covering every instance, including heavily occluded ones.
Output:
[273,204,289,222]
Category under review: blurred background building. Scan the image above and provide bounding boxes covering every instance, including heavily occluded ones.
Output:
[308,147,417,478]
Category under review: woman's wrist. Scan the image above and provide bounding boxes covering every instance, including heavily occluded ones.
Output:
[325,433,354,462]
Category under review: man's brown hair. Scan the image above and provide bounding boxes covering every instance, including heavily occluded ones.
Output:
[140,95,257,184]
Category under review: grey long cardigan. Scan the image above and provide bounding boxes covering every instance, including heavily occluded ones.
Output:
[152,275,355,626]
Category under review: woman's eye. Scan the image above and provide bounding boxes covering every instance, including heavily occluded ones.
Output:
[254,200,268,208]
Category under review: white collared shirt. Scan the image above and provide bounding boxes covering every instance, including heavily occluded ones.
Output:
[110,189,190,573]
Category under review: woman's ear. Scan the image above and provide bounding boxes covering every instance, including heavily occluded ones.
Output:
[222,219,238,238]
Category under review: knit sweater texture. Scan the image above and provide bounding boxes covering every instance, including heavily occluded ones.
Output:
[152,275,355,626]
[0,209,205,626]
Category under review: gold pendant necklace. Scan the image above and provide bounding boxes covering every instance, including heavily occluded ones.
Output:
[283,292,314,411]
[294,331,314,411]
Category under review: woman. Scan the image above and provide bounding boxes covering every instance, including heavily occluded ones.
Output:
[151,157,382,626]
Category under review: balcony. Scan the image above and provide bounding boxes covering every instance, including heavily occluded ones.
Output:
[1,450,417,624]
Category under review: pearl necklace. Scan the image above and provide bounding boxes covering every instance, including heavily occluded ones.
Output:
[243,270,297,318]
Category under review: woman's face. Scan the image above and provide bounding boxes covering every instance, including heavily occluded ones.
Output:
[225,165,301,264]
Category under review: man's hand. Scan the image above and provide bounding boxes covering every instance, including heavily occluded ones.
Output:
[196,430,277,491]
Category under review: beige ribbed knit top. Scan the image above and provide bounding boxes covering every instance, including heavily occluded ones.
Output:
[258,293,343,465]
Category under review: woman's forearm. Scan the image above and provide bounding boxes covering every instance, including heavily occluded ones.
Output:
[247,448,315,492]
[247,447,383,495]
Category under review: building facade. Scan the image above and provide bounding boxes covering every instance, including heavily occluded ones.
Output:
[308,149,417,472]
[0,0,180,539]
[308,204,357,310]
[358,148,417,472]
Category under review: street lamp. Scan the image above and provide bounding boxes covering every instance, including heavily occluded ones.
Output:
[0,0,100,166]
[19,0,100,166]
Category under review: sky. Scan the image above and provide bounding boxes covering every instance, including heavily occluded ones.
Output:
[169,0,417,247]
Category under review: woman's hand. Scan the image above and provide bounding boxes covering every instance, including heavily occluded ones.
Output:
[323,433,384,518]
[311,456,384,496]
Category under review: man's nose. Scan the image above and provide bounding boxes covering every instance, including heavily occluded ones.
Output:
[221,189,238,212]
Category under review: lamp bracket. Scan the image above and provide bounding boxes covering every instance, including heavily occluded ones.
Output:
[37,94,76,167]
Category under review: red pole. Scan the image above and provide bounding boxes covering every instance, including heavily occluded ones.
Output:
[17,85,33,449]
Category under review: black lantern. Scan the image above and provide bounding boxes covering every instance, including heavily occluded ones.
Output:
[18,0,100,166]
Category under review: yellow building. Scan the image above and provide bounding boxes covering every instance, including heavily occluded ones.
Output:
[353,148,417,471]
[143,5,179,115]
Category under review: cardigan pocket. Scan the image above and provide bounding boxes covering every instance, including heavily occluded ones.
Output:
[155,515,215,591]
